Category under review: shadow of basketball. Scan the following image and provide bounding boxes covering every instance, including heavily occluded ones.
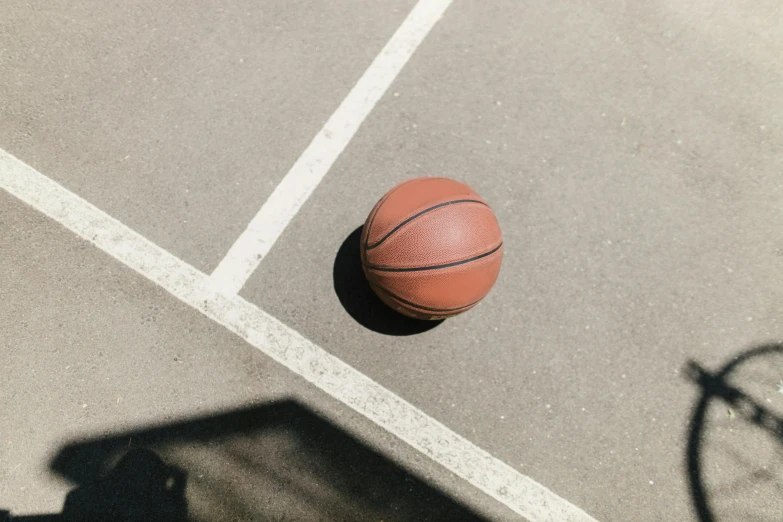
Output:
[332,226,443,336]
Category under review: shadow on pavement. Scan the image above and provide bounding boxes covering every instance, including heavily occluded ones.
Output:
[1,400,486,522]
[333,226,443,336]
[685,343,783,522]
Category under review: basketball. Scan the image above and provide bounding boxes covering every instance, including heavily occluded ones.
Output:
[360,177,503,320]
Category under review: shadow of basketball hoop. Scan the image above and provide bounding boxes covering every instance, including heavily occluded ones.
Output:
[685,343,783,522]
[332,226,443,336]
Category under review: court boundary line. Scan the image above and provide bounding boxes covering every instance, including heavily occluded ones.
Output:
[208,0,454,296]
[0,1,598,519]
[1,149,598,522]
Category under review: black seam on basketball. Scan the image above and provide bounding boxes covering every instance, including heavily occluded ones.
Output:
[372,282,483,313]
[362,178,422,250]
[365,199,488,251]
[364,242,503,273]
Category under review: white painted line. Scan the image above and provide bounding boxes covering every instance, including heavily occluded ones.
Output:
[208,0,454,296]
[0,149,599,522]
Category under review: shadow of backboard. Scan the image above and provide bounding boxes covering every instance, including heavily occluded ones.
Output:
[3,400,487,521]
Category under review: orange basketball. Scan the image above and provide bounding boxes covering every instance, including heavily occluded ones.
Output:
[360,177,503,320]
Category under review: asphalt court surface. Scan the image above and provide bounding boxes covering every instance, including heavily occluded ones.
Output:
[3,0,783,521]
[0,0,414,272]
[248,1,783,519]
[0,190,514,521]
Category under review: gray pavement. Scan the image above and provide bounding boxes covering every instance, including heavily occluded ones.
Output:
[0,0,414,272]
[2,0,783,521]
[1,191,515,521]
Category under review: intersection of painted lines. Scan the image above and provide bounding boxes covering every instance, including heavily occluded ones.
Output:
[0,0,599,520]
